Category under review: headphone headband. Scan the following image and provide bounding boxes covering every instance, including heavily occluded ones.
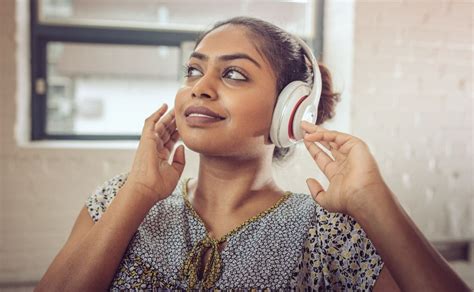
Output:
[292,36,322,117]
[269,36,323,148]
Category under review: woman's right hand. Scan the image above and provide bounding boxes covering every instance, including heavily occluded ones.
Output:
[124,103,185,204]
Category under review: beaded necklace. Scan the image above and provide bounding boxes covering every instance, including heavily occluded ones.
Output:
[180,178,292,289]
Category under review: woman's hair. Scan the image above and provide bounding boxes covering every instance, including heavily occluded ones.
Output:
[194,16,341,162]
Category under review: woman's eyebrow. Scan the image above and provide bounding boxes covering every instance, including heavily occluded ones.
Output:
[219,53,261,68]
[189,52,262,68]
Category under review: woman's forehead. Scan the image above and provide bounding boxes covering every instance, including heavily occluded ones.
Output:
[194,25,265,63]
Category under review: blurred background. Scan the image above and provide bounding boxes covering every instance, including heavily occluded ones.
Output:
[0,0,472,290]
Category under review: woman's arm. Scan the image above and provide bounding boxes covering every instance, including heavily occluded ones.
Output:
[35,185,157,291]
[300,121,470,291]
[353,182,469,291]
[36,104,185,291]
[373,266,400,292]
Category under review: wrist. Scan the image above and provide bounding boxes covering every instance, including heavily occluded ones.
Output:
[347,181,396,224]
[119,182,160,207]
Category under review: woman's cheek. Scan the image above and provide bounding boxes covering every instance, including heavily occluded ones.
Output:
[174,88,187,132]
[236,102,273,134]
[175,115,184,137]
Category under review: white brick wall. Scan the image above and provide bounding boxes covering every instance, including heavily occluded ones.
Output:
[0,0,472,289]
[352,0,473,242]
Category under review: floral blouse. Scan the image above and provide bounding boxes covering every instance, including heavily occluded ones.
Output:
[85,173,384,290]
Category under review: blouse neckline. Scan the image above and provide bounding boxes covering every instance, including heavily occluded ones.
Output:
[181,177,293,243]
[179,178,293,288]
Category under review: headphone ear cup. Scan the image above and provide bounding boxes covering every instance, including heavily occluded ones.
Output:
[270,81,311,148]
[291,100,317,141]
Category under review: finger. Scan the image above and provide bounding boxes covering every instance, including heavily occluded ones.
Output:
[144,104,168,131]
[329,146,346,161]
[300,122,331,148]
[155,125,171,144]
[306,178,327,206]
[156,118,176,143]
[302,121,353,143]
[169,129,180,143]
[317,140,331,151]
[300,121,321,134]
[154,135,165,150]
[164,130,180,152]
[171,145,186,175]
[154,109,176,132]
[155,113,176,133]
[304,139,336,178]
[318,141,346,162]
[301,122,338,136]
[304,130,353,155]
[166,118,177,134]
[301,121,350,153]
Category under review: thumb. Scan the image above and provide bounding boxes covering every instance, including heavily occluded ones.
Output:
[306,178,326,207]
[171,145,186,175]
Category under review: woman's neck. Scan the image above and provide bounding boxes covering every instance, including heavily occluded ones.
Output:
[187,150,284,215]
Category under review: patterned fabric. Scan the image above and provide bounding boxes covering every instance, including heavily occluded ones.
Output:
[290,208,384,290]
[85,173,384,290]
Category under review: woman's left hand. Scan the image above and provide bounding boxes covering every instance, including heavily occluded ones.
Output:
[300,121,388,217]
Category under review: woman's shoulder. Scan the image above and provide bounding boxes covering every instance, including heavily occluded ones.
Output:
[311,203,362,235]
[284,192,317,211]
[305,201,376,258]
[85,172,128,222]
[292,200,384,290]
[284,192,356,227]
[84,173,186,222]
[285,193,369,242]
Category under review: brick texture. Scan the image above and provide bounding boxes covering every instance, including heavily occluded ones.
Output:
[352,0,473,242]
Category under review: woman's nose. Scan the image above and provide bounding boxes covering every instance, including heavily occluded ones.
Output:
[191,74,217,100]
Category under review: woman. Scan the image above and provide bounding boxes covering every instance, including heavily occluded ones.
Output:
[36,17,469,291]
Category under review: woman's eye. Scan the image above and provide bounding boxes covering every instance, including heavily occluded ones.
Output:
[224,69,247,81]
[184,66,203,78]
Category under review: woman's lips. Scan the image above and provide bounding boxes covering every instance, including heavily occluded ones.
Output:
[184,105,226,126]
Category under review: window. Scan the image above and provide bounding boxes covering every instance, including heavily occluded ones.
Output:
[31,0,324,140]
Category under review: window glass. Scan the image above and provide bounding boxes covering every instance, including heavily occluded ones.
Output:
[46,42,182,135]
[39,0,315,38]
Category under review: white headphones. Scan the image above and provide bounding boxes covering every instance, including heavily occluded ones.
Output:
[269,36,322,148]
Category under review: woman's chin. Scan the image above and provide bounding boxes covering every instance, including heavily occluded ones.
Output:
[181,136,229,156]
[178,128,270,158]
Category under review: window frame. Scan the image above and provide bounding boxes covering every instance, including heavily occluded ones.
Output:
[30,0,324,141]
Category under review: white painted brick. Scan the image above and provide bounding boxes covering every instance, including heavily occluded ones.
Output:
[352,0,473,247]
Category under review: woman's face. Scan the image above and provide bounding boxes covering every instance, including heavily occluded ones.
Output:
[174,24,278,158]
